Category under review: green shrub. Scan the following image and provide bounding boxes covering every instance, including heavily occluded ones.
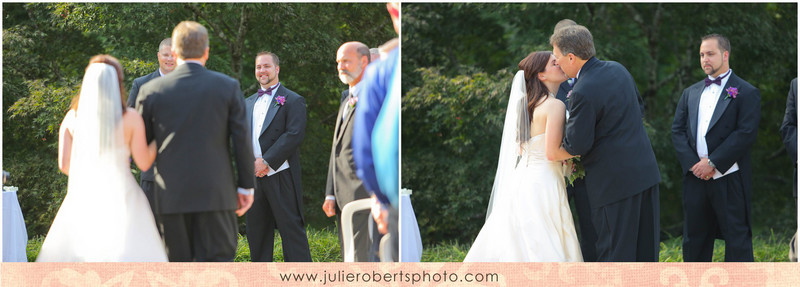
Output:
[402,67,512,245]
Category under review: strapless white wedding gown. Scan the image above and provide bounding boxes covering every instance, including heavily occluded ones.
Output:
[37,113,167,262]
[464,134,583,262]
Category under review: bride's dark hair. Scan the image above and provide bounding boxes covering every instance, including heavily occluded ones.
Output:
[71,54,127,114]
[516,51,552,141]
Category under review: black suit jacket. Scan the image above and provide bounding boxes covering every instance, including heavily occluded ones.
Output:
[563,57,661,207]
[780,78,797,197]
[137,63,255,214]
[128,70,160,108]
[245,84,307,223]
[555,80,572,103]
[672,71,761,201]
[325,89,370,209]
[127,70,161,181]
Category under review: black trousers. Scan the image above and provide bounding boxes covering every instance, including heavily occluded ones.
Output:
[568,178,598,262]
[246,171,311,262]
[682,172,753,262]
[159,210,237,262]
[592,184,660,262]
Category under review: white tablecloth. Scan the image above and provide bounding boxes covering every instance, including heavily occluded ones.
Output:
[3,189,28,262]
[399,190,422,262]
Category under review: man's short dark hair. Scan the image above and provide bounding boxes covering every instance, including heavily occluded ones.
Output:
[256,51,280,66]
[702,33,731,53]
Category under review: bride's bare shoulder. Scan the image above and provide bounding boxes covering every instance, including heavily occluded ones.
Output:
[541,97,566,112]
[122,107,144,129]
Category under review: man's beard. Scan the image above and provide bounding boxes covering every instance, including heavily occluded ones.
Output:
[339,72,356,85]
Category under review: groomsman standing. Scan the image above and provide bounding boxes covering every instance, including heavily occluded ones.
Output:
[322,41,373,261]
[672,34,760,262]
[245,51,311,262]
[127,38,174,212]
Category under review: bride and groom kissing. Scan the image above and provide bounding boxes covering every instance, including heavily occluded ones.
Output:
[465,22,661,262]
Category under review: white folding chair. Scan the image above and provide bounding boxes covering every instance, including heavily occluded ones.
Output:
[341,198,372,262]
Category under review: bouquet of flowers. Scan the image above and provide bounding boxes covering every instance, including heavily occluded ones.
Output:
[563,157,585,186]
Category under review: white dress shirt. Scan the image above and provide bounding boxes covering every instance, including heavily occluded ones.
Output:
[696,69,738,179]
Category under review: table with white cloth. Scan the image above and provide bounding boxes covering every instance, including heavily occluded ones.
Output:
[3,186,29,262]
[399,188,422,262]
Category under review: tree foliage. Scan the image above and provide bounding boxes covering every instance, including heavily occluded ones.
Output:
[3,3,394,236]
[403,3,797,245]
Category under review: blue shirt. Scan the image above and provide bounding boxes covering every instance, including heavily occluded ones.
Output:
[352,47,399,207]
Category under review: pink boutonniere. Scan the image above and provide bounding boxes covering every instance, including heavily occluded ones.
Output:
[725,87,739,100]
[274,95,286,107]
[348,96,358,108]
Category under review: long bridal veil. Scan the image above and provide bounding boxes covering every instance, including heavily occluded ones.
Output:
[485,70,530,218]
[38,63,134,261]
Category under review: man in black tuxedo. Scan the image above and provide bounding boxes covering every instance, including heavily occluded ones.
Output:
[136,21,255,262]
[672,34,760,262]
[322,41,373,261]
[551,24,661,262]
[245,51,311,262]
[780,78,797,262]
[552,19,597,263]
[127,37,174,213]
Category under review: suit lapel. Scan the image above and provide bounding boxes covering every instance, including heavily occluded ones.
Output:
[688,84,701,139]
[246,94,256,132]
[336,101,357,143]
[707,73,737,133]
[333,99,347,143]
[260,87,283,136]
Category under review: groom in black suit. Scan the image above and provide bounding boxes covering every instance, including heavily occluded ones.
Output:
[245,51,311,262]
[672,34,760,262]
[127,37,174,214]
[137,21,255,262]
[551,25,661,262]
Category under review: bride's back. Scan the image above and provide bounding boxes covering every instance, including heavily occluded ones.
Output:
[530,96,565,137]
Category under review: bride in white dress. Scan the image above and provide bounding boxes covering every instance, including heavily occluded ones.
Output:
[464,51,582,262]
[36,55,167,262]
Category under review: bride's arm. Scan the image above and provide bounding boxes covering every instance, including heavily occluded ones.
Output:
[545,101,575,161]
[126,108,156,171]
[58,110,75,175]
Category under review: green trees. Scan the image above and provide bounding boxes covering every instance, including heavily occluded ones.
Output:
[403,3,797,244]
[3,3,394,236]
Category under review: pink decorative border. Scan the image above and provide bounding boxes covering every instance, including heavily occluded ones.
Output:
[3,262,799,286]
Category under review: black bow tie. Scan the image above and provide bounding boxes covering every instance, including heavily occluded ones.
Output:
[257,84,279,98]
[704,71,730,87]
[704,77,722,87]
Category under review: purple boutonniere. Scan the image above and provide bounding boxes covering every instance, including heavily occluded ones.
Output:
[565,90,573,103]
[725,87,738,100]
[348,96,358,108]
[274,95,286,107]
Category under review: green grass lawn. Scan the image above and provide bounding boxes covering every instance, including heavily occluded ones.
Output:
[27,226,342,262]
[421,230,794,262]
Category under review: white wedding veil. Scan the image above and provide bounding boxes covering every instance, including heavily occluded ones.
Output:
[485,70,530,218]
[56,63,128,259]
[70,63,124,163]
